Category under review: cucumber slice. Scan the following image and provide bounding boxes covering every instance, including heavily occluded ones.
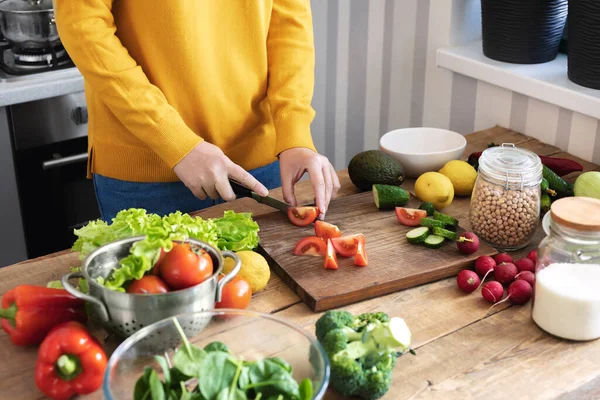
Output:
[433,211,459,227]
[432,227,458,241]
[424,235,445,249]
[419,218,444,229]
[406,227,430,244]
[373,184,410,210]
[418,202,435,216]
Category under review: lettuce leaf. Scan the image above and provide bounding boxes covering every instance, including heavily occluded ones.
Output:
[214,211,260,251]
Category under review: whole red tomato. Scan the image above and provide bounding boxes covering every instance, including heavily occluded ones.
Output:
[126,275,170,294]
[215,274,251,309]
[159,243,214,290]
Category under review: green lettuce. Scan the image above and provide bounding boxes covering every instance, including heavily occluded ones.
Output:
[214,211,260,251]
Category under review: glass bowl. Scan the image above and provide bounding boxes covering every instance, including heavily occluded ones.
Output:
[103,309,330,399]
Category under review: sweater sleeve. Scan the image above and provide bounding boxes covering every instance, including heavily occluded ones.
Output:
[54,0,202,169]
[267,0,318,156]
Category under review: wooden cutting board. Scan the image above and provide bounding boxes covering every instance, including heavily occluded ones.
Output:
[254,191,498,312]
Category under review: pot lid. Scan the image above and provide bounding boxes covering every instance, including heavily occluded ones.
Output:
[551,197,600,232]
[0,0,53,12]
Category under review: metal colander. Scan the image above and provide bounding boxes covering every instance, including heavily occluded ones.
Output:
[62,236,240,347]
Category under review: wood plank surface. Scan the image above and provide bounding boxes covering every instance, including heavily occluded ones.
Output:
[1,127,600,400]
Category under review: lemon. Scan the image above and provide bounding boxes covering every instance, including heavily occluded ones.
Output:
[439,160,478,196]
[414,172,454,209]
[222,251,270,293]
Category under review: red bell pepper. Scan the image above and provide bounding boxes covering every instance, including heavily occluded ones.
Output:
[0,285,87,346]
[35,321,107,400]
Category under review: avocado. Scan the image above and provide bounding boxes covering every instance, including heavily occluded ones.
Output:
[348,150,405,191]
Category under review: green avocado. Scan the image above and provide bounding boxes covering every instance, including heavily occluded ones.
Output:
[348,150,405,191]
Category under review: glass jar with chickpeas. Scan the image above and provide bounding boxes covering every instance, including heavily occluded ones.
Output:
[470,143,543,251]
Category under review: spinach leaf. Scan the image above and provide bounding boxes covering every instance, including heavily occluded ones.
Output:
[173,345,207,377]
[238,366,251,391]
[298,379,313,400]
[134,366,154,400]
[198,352,238,400]
[215,387,247,400]
[265,358,292,374]
[204,341,230,354]
[149,369,166,400]
[154,355,171,387]
[244,371,299,398]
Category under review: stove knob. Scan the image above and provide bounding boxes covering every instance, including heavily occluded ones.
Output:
[71,107,88,125]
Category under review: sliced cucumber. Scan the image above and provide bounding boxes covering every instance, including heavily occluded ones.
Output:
[418,202,435,216]
[406,227,430,244]
[433,211,459,227]
[419,218,445,229]
[432,227,458,241]
[373,184,410,210]
[424,235,445,249]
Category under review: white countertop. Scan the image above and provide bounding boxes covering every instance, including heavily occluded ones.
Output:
[0,67,84,107]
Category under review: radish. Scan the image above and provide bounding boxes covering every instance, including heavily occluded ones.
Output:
[494,262,518,285]
[456,232,480,255]
[527,249,538,264]
[475,256,497,278]
[482,280,533,319]
[457,270,481,293]
[494,253,513,265]
[482,281,504,303]
[515,257,535,273]
[515,271,535,287]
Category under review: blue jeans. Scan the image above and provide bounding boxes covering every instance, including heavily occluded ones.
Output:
[93,161,282,222]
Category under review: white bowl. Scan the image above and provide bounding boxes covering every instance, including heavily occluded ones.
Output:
[379,127,467,178]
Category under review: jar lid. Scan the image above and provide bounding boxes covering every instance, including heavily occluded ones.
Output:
[478,143,543,188]
[551,197,600,232]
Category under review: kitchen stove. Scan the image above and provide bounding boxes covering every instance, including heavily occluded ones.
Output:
[0,39,75,82]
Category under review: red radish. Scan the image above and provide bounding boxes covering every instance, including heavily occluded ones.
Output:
[482,280,533,319]
[494,253,513,265]
[527,249,538,264]
[514,257,535,273]
[475,256,497,278]
[494,262,518,285]
[456,232,480,255]
[482,281,504,303]
[457,270,481,293]
[515,271,535,287]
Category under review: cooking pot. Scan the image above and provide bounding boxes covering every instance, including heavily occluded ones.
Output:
[0,0,58,48]
[61,236,241,339]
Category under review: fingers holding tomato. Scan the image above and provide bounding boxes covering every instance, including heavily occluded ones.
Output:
[215,275,252,310]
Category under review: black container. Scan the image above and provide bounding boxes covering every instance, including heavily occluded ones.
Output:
[481,0,568,64]
[568,0,600,89]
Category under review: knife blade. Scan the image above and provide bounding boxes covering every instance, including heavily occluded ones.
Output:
[229,179,290,213]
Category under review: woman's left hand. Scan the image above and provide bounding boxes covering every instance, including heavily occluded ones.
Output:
[279,148,340,219]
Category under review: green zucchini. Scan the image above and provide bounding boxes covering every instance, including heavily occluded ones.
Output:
[373,184,410,210]
[406,227,430,244]
[424,235,445,249]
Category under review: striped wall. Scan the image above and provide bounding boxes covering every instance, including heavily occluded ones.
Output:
[309,0,600,169]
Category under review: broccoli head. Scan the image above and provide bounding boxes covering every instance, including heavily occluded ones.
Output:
[315,310,412,400]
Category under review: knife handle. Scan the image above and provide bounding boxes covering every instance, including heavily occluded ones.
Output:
[229,179,253,198]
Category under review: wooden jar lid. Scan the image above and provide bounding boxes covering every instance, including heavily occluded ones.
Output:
[550,197,600,231]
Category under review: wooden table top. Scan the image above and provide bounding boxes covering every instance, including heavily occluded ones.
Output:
[1,126,600,400]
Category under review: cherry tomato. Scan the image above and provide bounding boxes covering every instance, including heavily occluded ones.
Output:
[215,275,252,309]
[293,236,327,256]
[159,243,214,290]
[331,234,364,257]
[287,206,319,227]
[126,275,170,294]
[353,235,368,267]
[314,221,342,242]
[324,239,339,270]
[395,207,427,227]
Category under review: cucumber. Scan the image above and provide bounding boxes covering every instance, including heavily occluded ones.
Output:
[432,227,458,241]
[433,211,459,227]
[543,165,573,198]
[424,235,445,249]
[541,193,551,217]
[418,202,435,216]
[373,184,410,210]
[419,218,445,229]
[406,227,430,244]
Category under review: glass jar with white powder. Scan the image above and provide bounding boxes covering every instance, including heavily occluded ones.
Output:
[532,196,600,341]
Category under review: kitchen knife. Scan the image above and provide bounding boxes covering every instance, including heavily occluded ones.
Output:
[229,179,290,213]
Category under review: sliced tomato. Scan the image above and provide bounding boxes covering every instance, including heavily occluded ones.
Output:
[293,236,327,257]
[354,236,368,267]
[324,239,339,270]
[315,220,342,241]
[395,207,427,227]
[331,234,364,257]
[287,206,319,227]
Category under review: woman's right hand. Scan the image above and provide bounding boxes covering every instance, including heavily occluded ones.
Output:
[174,141,268,201]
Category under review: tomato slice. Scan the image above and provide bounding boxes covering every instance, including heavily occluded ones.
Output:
[354,236,368,267]
[287,206,319,227]
[315,220,342,241]
[331,234,364,257]
[324,239,339,270]
[293,236,327,257]
[395,207,427,227]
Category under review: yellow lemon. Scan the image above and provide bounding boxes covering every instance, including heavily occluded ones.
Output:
[223,251,270,293]
[414,172,454,209]
[439,160,478,196]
